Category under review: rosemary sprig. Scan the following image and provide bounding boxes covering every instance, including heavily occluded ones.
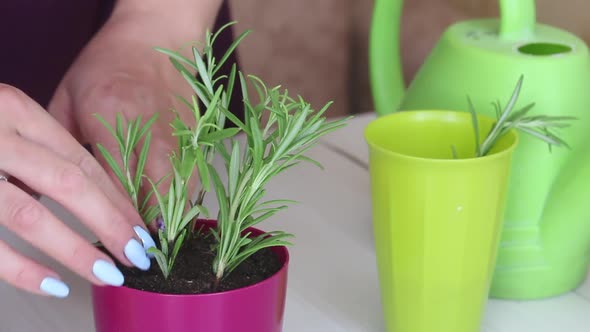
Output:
[156,22,244,215]
[467,75,575,157]
[146,150,207,278]
[94,113,159,223]
[209,76,349,284]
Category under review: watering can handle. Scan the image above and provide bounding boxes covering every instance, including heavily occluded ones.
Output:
[369,0,405,116]
[369,0,537,116]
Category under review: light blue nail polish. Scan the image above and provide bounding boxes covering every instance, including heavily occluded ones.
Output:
[133,226,156,258]
[40,277,70,298]
[92,260,124,286]
[124,238,151,271]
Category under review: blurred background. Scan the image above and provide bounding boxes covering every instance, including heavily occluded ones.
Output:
[228,0,589,117]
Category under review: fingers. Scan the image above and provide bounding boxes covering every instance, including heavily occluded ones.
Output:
[48,80,157,246]
[22,89,143,230]
[0,136,151,271]
[0,241,69,298]
[70,79,177,228]
[6,177,40,200]
[0,181,129,286]
[0,85,156,297]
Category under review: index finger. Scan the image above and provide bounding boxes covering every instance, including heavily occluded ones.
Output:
[11,87,146,231]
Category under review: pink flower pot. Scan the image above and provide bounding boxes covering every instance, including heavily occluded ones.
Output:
[92,220,289,332]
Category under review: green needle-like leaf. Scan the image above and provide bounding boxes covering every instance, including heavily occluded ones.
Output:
[141,205,160,226]
[202,128,240,142]
[179,205,202,231]
[213,29,251,75]
[134,132,152,191]
[193,47,213,93]
[115,114,125,145]
[96,144,126,187]
[228,140,240,201]
[158,229,168,256]
[194,148,210,192]
[149,247,169,279]
[467,97,481,156]
[137,113,159,140]
[169,229,187,272]
[209,164,229,223]
[154,47,198,72]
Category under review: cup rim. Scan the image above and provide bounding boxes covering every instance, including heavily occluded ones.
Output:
[364,110,519,164]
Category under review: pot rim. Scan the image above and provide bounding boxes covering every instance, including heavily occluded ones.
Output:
[93,219,290,298]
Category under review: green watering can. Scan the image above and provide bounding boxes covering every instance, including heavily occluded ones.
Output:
[369,0,590,299]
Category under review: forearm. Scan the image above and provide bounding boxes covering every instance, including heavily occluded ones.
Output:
[109,0,224,48]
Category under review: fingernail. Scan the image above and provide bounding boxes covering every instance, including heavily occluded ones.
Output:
[40,277,70,298]
[124,238,151,271]
[133,226,156,258]
[92,260,124,286]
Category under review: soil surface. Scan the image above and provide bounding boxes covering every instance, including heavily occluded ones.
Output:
[108,232,282,294]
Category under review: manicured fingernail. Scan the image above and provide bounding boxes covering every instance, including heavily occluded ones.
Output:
[134,226,156,258]
[92,260,124,286]
[40,277,70,298]
[124,238,151,271]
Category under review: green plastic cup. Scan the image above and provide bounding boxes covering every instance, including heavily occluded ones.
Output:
[365,110,518,332]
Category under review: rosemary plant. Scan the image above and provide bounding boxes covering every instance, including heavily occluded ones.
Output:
[464,75,575,158]
[96,22,349,282]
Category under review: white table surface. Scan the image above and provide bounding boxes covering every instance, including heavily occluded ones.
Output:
[2,112,590,332]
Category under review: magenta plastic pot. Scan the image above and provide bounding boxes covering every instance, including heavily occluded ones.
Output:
[92,220,289,332]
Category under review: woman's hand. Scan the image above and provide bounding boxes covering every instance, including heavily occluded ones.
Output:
[47,1,221,227]
[0,84,155,298]
[47,15,188,204]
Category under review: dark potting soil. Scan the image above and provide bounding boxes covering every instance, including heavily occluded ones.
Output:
[105,233,282,295]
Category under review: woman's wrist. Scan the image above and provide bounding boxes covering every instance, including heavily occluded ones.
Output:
[109,0,223,48]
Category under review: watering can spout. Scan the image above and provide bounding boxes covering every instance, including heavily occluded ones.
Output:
[491,144,590,299]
